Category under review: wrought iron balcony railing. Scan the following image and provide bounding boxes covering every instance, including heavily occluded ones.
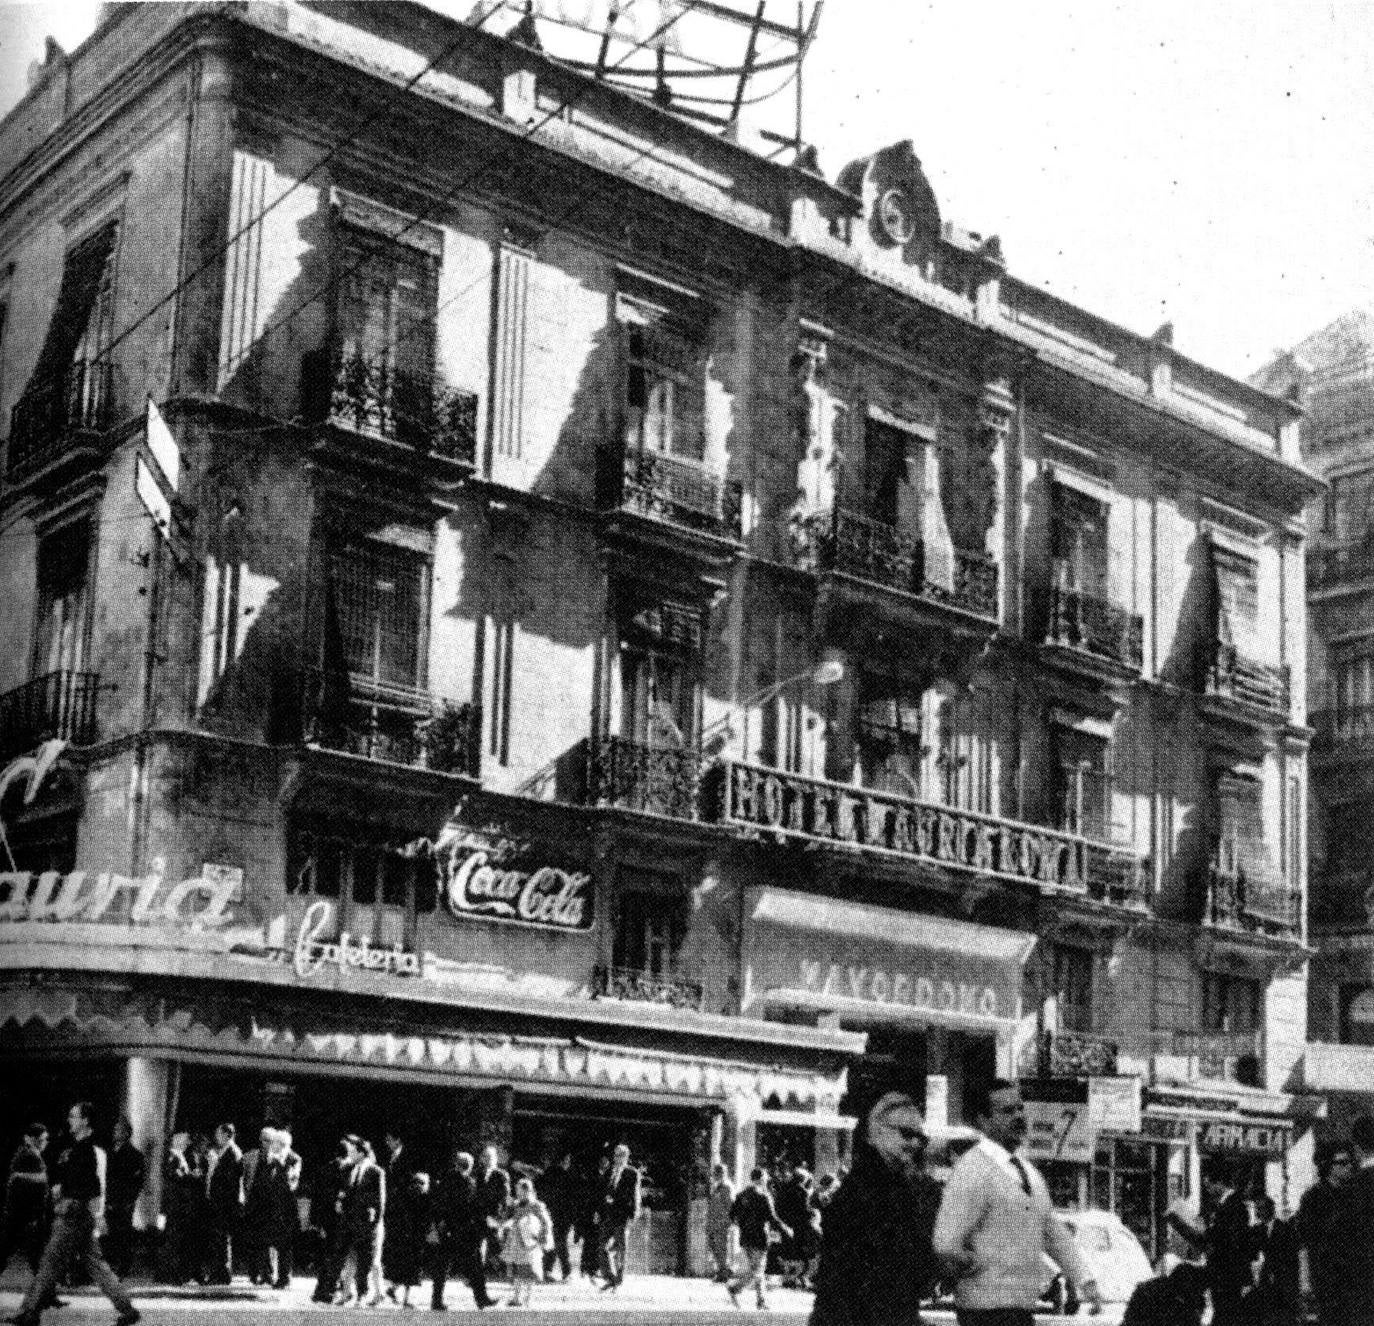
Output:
[601,446,743,542]
[590,736,702,820]
[1309,540,1374,589]
[1047,583,1144,671]
[0,670,101,762]
[301,668,479,776]
[592,964,704,1012]
[1082,840,1152,910]
[1204,644,1290,715]
[1205,863,1302,938]
[1043,1028,1119,1077]
[7,360,114,484]
[1311,704,1374,748]
[312,349,478,464]
[797,507,999,621]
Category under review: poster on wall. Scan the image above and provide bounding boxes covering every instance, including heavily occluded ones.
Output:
[1023,1099,1097,1164]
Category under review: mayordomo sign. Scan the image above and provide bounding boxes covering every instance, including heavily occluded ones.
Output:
[432,825,593,932]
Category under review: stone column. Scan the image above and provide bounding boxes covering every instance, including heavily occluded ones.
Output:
[122,1056,173,1230]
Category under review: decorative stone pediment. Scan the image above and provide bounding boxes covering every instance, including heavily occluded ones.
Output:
[837,139,1005,286]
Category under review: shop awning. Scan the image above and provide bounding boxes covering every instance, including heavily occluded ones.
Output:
[752,1108,857,1131]
[742,887,1037,1035]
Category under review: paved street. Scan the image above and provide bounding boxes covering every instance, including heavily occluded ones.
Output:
[0,1274,1125,1325]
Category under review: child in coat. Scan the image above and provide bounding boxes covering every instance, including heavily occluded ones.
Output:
[499,1177,554,1308]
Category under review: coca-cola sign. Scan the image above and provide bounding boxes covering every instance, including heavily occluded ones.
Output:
[436,827,593,932]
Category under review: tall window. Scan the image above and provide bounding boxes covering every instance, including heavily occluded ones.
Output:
[336,227,437,445]
[622,301,704,461]
[1050,480,1109,598]
[287,816,438,947]
[1213,772,1278,886]
[34,519,93,676]
[864,418,908,529]
[1202,970,1260,1034]
[1054,725,1111,842]
[618,594,701,747]
[327,541,428,692]
[1050,944,1094,1033]
[857,668,923,794]
[1210,543,1260,656]
[612,883,684,978]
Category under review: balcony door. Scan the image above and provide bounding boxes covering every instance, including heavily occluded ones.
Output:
[612,881,684,981]
[34,519,93,678]
[327,541,428,693]
[337,227,436,445]
[1050,480,1108,599]
[1053,724,1111,843]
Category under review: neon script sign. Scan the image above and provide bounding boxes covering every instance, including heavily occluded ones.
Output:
[0,865,239,928]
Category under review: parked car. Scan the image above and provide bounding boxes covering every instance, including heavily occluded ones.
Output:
[1042,1208,1153,1311]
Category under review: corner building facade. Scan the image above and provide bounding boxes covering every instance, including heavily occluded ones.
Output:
[0,1,1321,1273]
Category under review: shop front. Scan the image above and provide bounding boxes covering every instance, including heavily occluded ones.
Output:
[739,886,1037,1174]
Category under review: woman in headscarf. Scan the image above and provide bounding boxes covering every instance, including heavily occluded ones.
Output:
[809,1092,943,1326]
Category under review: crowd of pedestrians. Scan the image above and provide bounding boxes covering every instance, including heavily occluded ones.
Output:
[5,1089,1373,1323]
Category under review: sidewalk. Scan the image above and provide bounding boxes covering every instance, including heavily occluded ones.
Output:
[0,1271,819,1323]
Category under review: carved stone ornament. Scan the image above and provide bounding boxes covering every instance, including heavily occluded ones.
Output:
[836,140,942,256]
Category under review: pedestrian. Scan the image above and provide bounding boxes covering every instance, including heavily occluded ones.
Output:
[726,1167,790,1310]
[595,1142,640,1292]
[310,1142,355,1305]
[204,1121,243,1284]
[384,1171,430,1308]
[932,1079,1102,1326]
[103,1117,145,1279]
[474,1145,510,1279]
[576,1155,608,1278]
[1253,1195,1301,1326]
[5,1101,139,1326]
[335,1135,385,1307]
[241,1126,276,1285]
[774,1159,813,1288]
[1120,1261,1209,1326]
[1325,1113,1374,1326]
[254,1129,299,1291]
[1200,1170,1259,1326]
[157,1131,197,1284]
[538,1152,576,1282]
[498,1176,554,1309]
[382,1132,415,1300]
[431,1148,496,1311]
[705,1162,736,1284]
[1296,1142,1354,1326]
[810,1092,943,1326]
[0,1123,50,1283]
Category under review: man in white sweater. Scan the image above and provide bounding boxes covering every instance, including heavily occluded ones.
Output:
[933,1080,1101,1326]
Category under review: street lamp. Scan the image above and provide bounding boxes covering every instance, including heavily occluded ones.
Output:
[702,651,846,756]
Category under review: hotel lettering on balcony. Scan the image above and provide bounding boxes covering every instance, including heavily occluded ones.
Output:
[0,2,1323,1274]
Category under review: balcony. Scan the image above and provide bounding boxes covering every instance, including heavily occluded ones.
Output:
[797,507,999,624]
[599,446,742,551]
[1043,1028,1119,1077]
[592,964,704,1012]
[708,757,1151,907]
[6,360,114,490]
[0,670,101,762]
[307,349,478,465]
[1311,705,1374,758]
[1204,864,1302,939]
[1046,583,1144,673]
[1309,540,1374,590]
[301,669,479,776]
[1202,644,1289,718]
[590,736,702,820]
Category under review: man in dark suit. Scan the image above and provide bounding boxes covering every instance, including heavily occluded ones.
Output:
[1327,1113,1374,1326]
[596,1143,640,1291]
[432,1149,496,1310]
[104,1117,146,1278]
[474,1146,509,1276]
[204,1123,243,1284]
[0,1123,50,1279]
[1202,1172,1258,1326]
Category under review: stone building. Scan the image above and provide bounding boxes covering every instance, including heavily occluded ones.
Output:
[0,1,1320,1271]
[1255,310,1374,1146]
